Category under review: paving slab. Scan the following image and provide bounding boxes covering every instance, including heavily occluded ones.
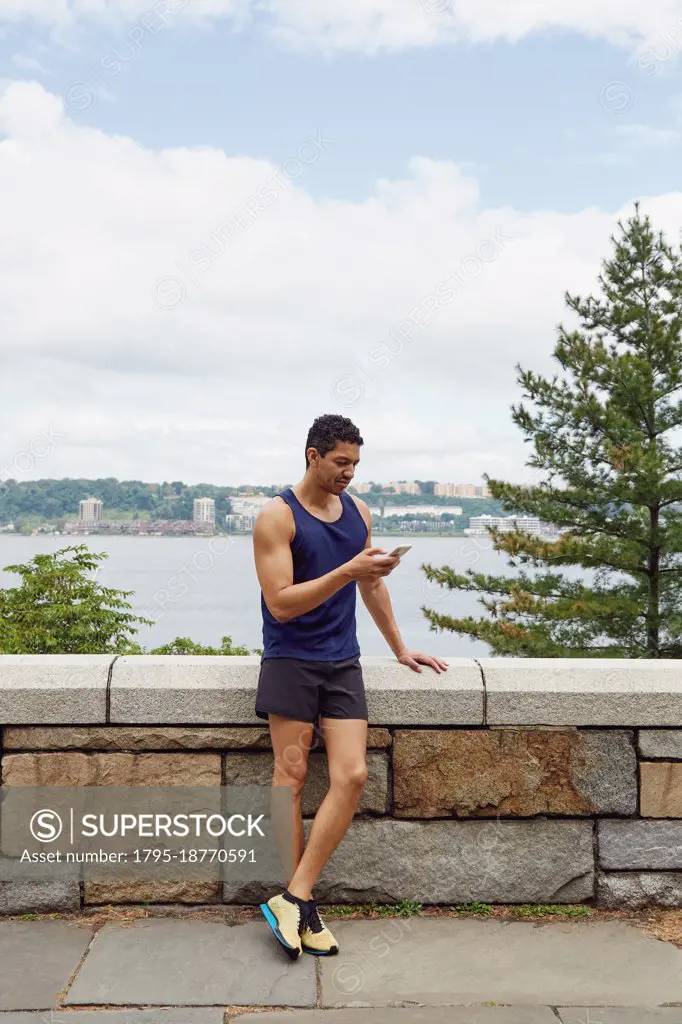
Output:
[558,1012,682,1023]
[317,918,682,1007]
[0,1012,224,1024]
[224,1010,557,1023]
[63,919,315,1007]
[0,921,95,1010]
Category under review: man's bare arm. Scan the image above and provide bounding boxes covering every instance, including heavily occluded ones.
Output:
[352,495,449,674]
[352,497,407,655]
[254,499,397,623]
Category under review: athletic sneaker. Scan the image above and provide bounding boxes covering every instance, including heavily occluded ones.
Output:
[300,899,339,956]
[259,891,305,959]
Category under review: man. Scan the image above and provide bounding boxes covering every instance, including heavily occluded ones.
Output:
[253,413,448,959]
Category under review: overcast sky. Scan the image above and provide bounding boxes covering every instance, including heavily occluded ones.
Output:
[2,0,682,488]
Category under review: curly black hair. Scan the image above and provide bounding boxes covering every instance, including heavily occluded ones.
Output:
[305,414,364,467]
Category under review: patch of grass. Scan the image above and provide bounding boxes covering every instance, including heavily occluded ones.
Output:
[322,898,423,918]
[510,903,592,918]
[451,901,495,916]
[321,904,371,916]
[19,913,38,920]
[382,898,422,917]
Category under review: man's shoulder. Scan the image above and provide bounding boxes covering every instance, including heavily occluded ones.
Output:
[254,496,295,541]
[256,495,292,522]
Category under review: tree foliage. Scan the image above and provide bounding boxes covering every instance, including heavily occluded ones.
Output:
[0,545,152,653]
[0,545,257,655]
[421,206,682,657]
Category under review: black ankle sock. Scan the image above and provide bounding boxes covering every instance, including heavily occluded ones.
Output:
[283,889,309,907]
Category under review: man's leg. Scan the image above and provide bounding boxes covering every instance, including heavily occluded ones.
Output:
[268,712,315,882]
[287,717,368,900]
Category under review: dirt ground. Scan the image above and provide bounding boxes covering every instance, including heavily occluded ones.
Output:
[4,901,682,949]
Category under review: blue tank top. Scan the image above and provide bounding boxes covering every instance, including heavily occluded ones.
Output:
[260,487,368,660]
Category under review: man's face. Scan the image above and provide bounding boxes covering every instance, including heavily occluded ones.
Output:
[309,441,360,494]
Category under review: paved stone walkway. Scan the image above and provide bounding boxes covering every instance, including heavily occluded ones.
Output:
[0,917,681,1022]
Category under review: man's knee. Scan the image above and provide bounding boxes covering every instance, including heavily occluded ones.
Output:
[273,758,309,797]
[331,761,368,791]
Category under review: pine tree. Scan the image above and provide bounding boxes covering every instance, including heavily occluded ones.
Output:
[422,206,682,657]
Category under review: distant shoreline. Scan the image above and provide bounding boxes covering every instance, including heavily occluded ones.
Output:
[1,530,472,539]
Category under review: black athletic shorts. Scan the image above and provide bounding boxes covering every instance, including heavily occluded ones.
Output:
[255,655,368,724]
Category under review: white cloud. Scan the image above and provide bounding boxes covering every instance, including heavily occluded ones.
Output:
[2,80,682,485]
[10,53,49,74]
[615,122,682,147]
[263,0,682,53]
[3,0,682,53]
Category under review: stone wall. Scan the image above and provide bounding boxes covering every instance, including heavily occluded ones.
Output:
[0,654,681,913]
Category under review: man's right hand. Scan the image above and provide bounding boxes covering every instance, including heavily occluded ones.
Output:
[345,547,401,582]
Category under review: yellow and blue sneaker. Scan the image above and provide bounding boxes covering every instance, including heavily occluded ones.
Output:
[259,890,305,960]
[300,898,339,956]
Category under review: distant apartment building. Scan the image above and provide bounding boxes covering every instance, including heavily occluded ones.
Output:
[352,482,373,494]
[435,483,492,498]
[225,513,257,533]
[381,504,462,518]
[193,497,216,524]
[398,519,454,532]
[465,514,560,537]
[385,481,421,495]
[231,495,272,517]
[79,498,103,523]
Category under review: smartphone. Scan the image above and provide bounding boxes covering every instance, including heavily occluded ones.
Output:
[371,544,412,560]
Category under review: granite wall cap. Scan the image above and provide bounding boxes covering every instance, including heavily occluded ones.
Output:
[480,658,682,726]
[361,657,482,725]
[0,655,113,724]
[110,656,262,724]
[110,655,483,726]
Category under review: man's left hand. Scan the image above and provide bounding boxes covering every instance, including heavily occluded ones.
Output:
[396,649,449,674]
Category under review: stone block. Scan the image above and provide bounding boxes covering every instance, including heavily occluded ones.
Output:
[0,655,112,725]
[361,657,483,724]
[596,871,682,908]
[393,728,636,817]
[224,752,388,815]
[640,762,682,817]
[110,656,262,723]
[598,819,682,869]
[481,658,682,725]
[366,727,392,748]
[84,880,221,904]
[638,729,682,759]
[0,881,80,915]
[1,724,391,752]
[109,656,483,726]
[1,751,221,786]
[2,725,273,751]
[223,818,594,904]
